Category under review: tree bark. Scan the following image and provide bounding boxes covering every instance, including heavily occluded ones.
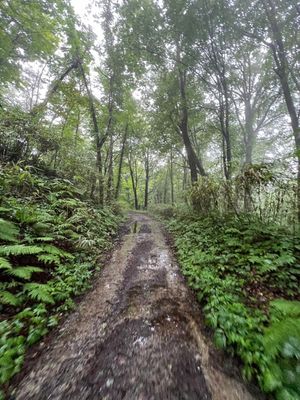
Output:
[115,124,128,200]
[128,155,139,210]
[218,77,232,180]
[178,68,198,182]
[106,130,114,203]
[144,150,150,209]
[176,42,206,183]
[262,0,300,220]
[79,63,104,205]
[170,148,174,205]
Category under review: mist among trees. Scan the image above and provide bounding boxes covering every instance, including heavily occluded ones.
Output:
[0,1,300,399]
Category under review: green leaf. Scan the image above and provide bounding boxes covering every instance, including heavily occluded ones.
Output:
[262,365,282,392]
[0,245,44,256]
[8,266,43,280]
[0,257,12,270]
[23,283,54,304]
[0,291,21,306]
[0,218,19,242]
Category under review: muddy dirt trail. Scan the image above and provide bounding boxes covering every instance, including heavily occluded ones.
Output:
[10,212,262,400]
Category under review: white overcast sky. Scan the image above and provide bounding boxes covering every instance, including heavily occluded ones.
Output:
[71,0,103,42]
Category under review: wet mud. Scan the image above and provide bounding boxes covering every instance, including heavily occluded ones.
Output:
[10,212,261,400]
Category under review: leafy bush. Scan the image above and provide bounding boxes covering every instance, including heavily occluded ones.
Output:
[167,213,300,399]
[190,167,296,225]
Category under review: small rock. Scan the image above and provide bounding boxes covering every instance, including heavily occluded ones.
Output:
[106,378,114,388]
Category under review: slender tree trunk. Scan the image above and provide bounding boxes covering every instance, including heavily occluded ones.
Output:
[225,100,232,179]
[179,68,199,182]
[79,63,104,205]
[115,124,128,200]
[106,130,114,203]
[163,171,168,204]
[144,150,149,209]
[128,156,139,210]
[244,100,255,165]
[262,0,300,220]
[170,148,174,205]
[219,85,232,180]
[176,42,206,182]
[183,158,188,191]
[96,142,104,206]
[31,59,80,115]
[243,101,254,212]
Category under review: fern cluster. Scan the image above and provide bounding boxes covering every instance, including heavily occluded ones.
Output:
[167,213,300,400]
[0,164,122,390]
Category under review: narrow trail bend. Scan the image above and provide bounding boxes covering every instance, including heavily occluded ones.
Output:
[12,212,259,400]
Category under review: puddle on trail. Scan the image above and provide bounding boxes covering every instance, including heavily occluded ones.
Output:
[129,222,152,234]
[131,221,140,233]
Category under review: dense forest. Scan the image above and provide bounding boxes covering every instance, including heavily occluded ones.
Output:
[0,0,299,399]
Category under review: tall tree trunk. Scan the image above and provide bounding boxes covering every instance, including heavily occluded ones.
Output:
[183,157,188,191]
[224,87,232,179]
[244,100,255,165]
[163,171,168,204]
[179,68,200,182]
[79,63,104,205]
[144,150,149,209]
[115,124,128,200]
[176,42,206,182]
[106,130,114,203]
[263,0,300,220]
[170,148,174,205]
[128,156,139,210]
[219,82,232,180]
[243,100,254,212]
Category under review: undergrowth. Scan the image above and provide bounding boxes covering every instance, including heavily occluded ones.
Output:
[167,212,300,400]
[0,164,122,394]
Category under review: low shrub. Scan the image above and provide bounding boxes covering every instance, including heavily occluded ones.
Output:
[167,213,300,399]
[0,165,122,390]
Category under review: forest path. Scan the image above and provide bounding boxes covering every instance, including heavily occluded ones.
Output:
[11,212,259,400]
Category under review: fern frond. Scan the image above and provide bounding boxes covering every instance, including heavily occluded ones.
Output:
[0,218,19,242]
[0,244,44,256]
[23,283,54,304]
[0,290,21,306]
[8,266,43,280]
[76,237,96,249]
[38,254,60,265]
[0,257,12,270]
[41,245,73,259]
